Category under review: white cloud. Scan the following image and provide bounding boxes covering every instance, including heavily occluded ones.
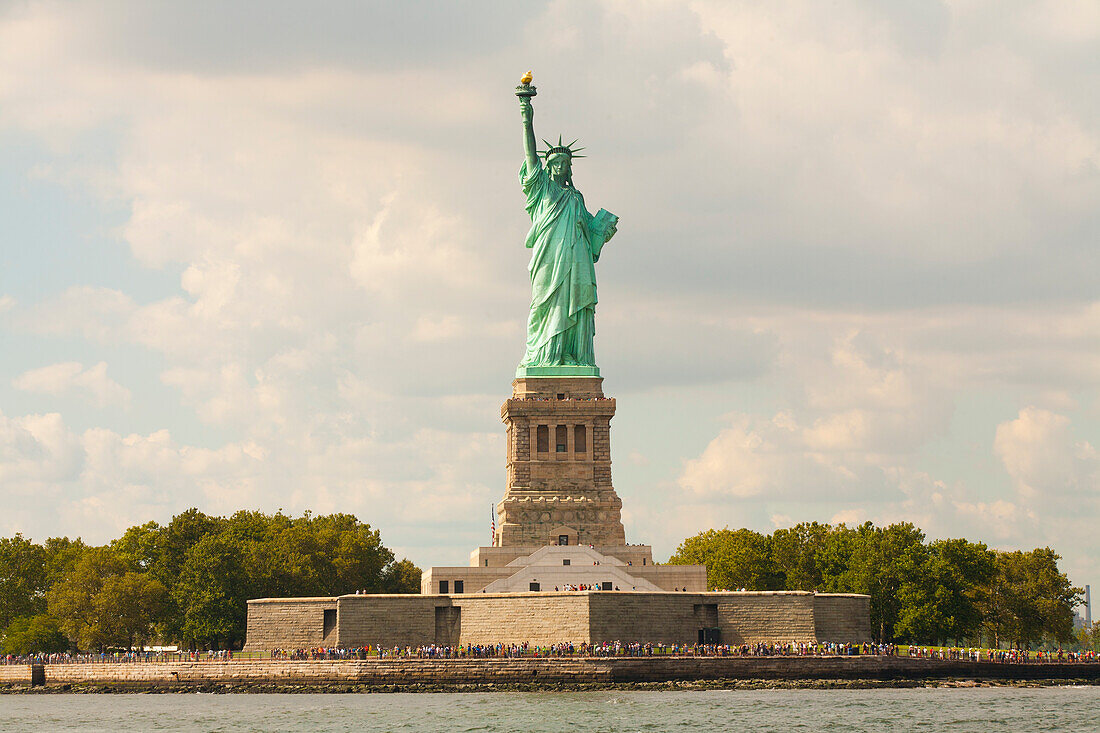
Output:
[13,361,131,408]
[0,411,84,485]
[678,413,869,500]
[952,500,1032,541]
[994,407,1099,499]
[671,311,1100,583]
[829,509,865,526]
[0,405,501,554]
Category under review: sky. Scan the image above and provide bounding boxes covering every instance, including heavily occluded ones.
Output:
[1,0,1098,595]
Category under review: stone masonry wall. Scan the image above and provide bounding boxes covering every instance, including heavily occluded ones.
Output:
[628,565,708,592]
[591,419,611,486]
[243,598,335,652]
[499,377,625,548]
[8,657,1097,688]
[587,592,824,645]
[244,592,870,650]
[0,665,30,684]
[245,589,871,647]
[509,417,530,486]
[716,592,817,644]
[27,659,609,686]
[335,596,438,649]
[814,594,872,643]
[331,594,591,648]
[456,594,590,645]
[588,593,702,644]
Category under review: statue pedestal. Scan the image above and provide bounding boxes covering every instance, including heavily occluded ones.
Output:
[496,376,625,548]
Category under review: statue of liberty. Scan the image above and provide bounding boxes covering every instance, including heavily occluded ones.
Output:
[515,73,618,375]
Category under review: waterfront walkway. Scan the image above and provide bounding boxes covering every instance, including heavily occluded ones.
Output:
[4,642,1097,667]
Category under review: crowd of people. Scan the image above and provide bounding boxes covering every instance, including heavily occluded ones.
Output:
[905,646,1097,663]
[5,643,1097,665]
[512,396,613,402]
[261,642,1098,662]
[1,649,234,665]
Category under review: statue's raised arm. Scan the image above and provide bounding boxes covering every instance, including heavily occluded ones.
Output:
[516,71,539,173]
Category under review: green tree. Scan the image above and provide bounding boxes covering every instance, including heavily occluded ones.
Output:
[1024,548,1081,644]
[1085,621,1100,653]
[42,537,88,588]
[893,551,955,643]
[307,513,395,595]
[816,524,858,593]
[46,547,127,651]
[97,572,170,649]
[983,548,1081,648]
[770,522,831,590]
[0,614,69,655]
[0,534,49,629]
[173,534,248,649]
[669,528,779,590]
[831,522,930,642]
[929,538,996,644]
[382,558,424,594]
[112,521,165,573]
[6,509,425,650]
[161,510,222,576]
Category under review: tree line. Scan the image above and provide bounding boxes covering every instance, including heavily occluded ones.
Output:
[668,521,1082,648]
[0,509,421,654]
[3,513,1085,654]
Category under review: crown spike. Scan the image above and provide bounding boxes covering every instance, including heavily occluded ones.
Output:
[539,135,585,160]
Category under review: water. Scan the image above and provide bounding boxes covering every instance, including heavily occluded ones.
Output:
[1,687,1098,732]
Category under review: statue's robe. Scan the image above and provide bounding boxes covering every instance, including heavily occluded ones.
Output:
[519,158,616,367]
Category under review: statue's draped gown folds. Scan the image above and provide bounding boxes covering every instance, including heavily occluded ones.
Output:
[519,157,616,367]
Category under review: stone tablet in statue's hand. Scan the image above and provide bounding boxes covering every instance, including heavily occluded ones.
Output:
[592,209,618,243]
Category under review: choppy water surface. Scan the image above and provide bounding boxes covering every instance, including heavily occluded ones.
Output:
[2,687,1098,732]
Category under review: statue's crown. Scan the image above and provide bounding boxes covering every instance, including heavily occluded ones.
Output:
[541,135,585,160]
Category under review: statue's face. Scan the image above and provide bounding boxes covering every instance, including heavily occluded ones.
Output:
[548,155,571,183]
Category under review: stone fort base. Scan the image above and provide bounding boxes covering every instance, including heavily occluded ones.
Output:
[243,591,871,651]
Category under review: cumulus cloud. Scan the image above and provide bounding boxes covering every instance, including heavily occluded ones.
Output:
[13,362,131,408]
[669,314,1100,583]
[994,407,1100,499]
[0,411,84,485]
[679,413,870,500]
[0,405,500,555]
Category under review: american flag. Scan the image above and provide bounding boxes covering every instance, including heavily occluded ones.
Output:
[490,505,496,546]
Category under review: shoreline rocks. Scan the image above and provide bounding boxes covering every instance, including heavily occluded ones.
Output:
[2,656,1098,693]
[3,677,1098,694]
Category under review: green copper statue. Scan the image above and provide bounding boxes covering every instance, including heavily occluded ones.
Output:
[515,73,618,376]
